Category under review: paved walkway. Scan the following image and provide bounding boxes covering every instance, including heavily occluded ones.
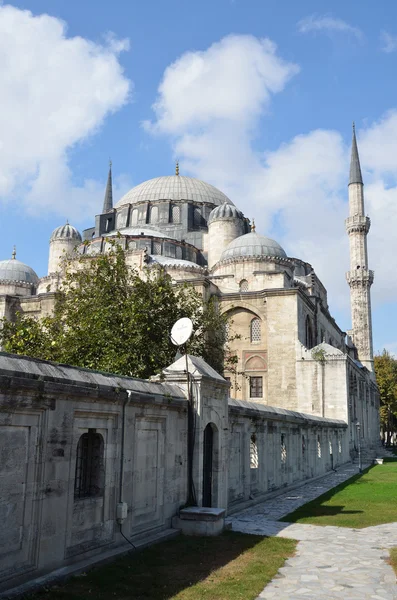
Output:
[227,459,397,599]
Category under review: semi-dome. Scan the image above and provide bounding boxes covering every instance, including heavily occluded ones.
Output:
[50,223,82,242]
[208,202,243,223]
[115,175,233,209]
[0,255,39,285]
[220,231,287,261]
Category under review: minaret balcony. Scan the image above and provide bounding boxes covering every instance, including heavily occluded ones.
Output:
[345,215,370,234]
[346,269,374,287]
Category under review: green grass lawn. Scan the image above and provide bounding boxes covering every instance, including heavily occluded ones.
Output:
[281,460,397,528]
[25,532,296,600]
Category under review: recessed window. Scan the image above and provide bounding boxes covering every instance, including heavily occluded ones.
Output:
[193,207,202,228]
[249,376,263,398]
[239,279,248,292]
[152,241,161,255]
[317,435,321,459]
[281,433,287,464]
[74,429,104,499]
[250,434,259,469]
[149,205,159,224]
[250,318,261,343]
[171,204,181,224]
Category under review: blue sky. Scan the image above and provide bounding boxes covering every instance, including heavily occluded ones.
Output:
[1,0,397,355]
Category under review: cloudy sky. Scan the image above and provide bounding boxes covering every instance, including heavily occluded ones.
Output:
[0,0,396,354]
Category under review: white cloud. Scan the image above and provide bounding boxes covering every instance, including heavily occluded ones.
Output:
[297,14,363,40]
[144,34,299,136]
[145,34,397,318]
[380,31,397,53]
[0,4,131,219]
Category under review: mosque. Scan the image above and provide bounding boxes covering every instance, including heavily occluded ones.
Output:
[0,127,382,594]
[0,127,379,445]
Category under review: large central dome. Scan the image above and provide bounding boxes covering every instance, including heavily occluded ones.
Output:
[115,175,233,208]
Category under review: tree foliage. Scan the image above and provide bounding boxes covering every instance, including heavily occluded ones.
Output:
[374,349,397,443]
[0,244,233,378]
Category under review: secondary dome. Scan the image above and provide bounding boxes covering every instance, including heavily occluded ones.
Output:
[221,231,287,261]
[115,175,233,208]
[208,202,243,223]
[50,223,82,242]
[0,256,39,285]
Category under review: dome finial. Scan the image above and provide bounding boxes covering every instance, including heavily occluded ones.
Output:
[175,160,179,176]
[12,245,16,260]
[251,219,256,232]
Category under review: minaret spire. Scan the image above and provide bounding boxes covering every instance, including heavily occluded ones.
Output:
[349,122,363,185]
[102,159,113,213]
[345,123,374,374]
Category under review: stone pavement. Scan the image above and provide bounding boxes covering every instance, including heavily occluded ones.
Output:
[227,460,397,599]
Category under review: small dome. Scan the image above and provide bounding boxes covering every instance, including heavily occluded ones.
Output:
[50,223,82,242]
[115,175,233,209]
[208,202,243,223]
[0,257,39,285]
[220,231,287,261]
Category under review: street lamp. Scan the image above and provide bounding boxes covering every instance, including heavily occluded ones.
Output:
[356,422,362,473]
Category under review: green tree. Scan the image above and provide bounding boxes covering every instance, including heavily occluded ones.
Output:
[0,244,234,378]
[374,349,397,446]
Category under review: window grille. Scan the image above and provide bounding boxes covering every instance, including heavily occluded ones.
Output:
[149,206,159,224]
[171,204,180,223]
[281,433,287,464]
[74,429,104,499]
[250,434,259,468]
[153,241,161,255]
[193,207,202,227]
[129,240,137,250]
[250,318,261,342]
[249,376,263,398]
[239,279,248,292]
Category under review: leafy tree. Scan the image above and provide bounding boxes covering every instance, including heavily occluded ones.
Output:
[374,350,397,445]
[0,244,234,378]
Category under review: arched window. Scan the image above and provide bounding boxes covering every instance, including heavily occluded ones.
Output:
[250,434,259,469]
[239,279,248,292]
[148,205,159,224]
[74,429,104,499]
[281,433,287,464]
[193,207,202,228]
[250,318,261,343]
[317,435,322,459]
[171,204,181,224]
[305,316,313,349]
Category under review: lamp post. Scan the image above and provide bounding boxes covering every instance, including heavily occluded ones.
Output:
[356,421,362,473]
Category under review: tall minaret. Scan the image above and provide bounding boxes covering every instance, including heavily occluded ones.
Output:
[345,123,374,373]
[102,160,113,213]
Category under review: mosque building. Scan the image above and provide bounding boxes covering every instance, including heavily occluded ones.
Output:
[0,127,379,449]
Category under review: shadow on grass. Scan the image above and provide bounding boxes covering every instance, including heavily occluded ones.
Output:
[294,505,363,518]
[24,531,294,600]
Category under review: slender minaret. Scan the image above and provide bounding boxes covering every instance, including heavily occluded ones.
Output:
[102,160,113,213]
[345,123,374,373]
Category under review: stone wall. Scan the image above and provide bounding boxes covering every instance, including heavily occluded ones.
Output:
[227,400,349,510]
[0,352,369,595]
